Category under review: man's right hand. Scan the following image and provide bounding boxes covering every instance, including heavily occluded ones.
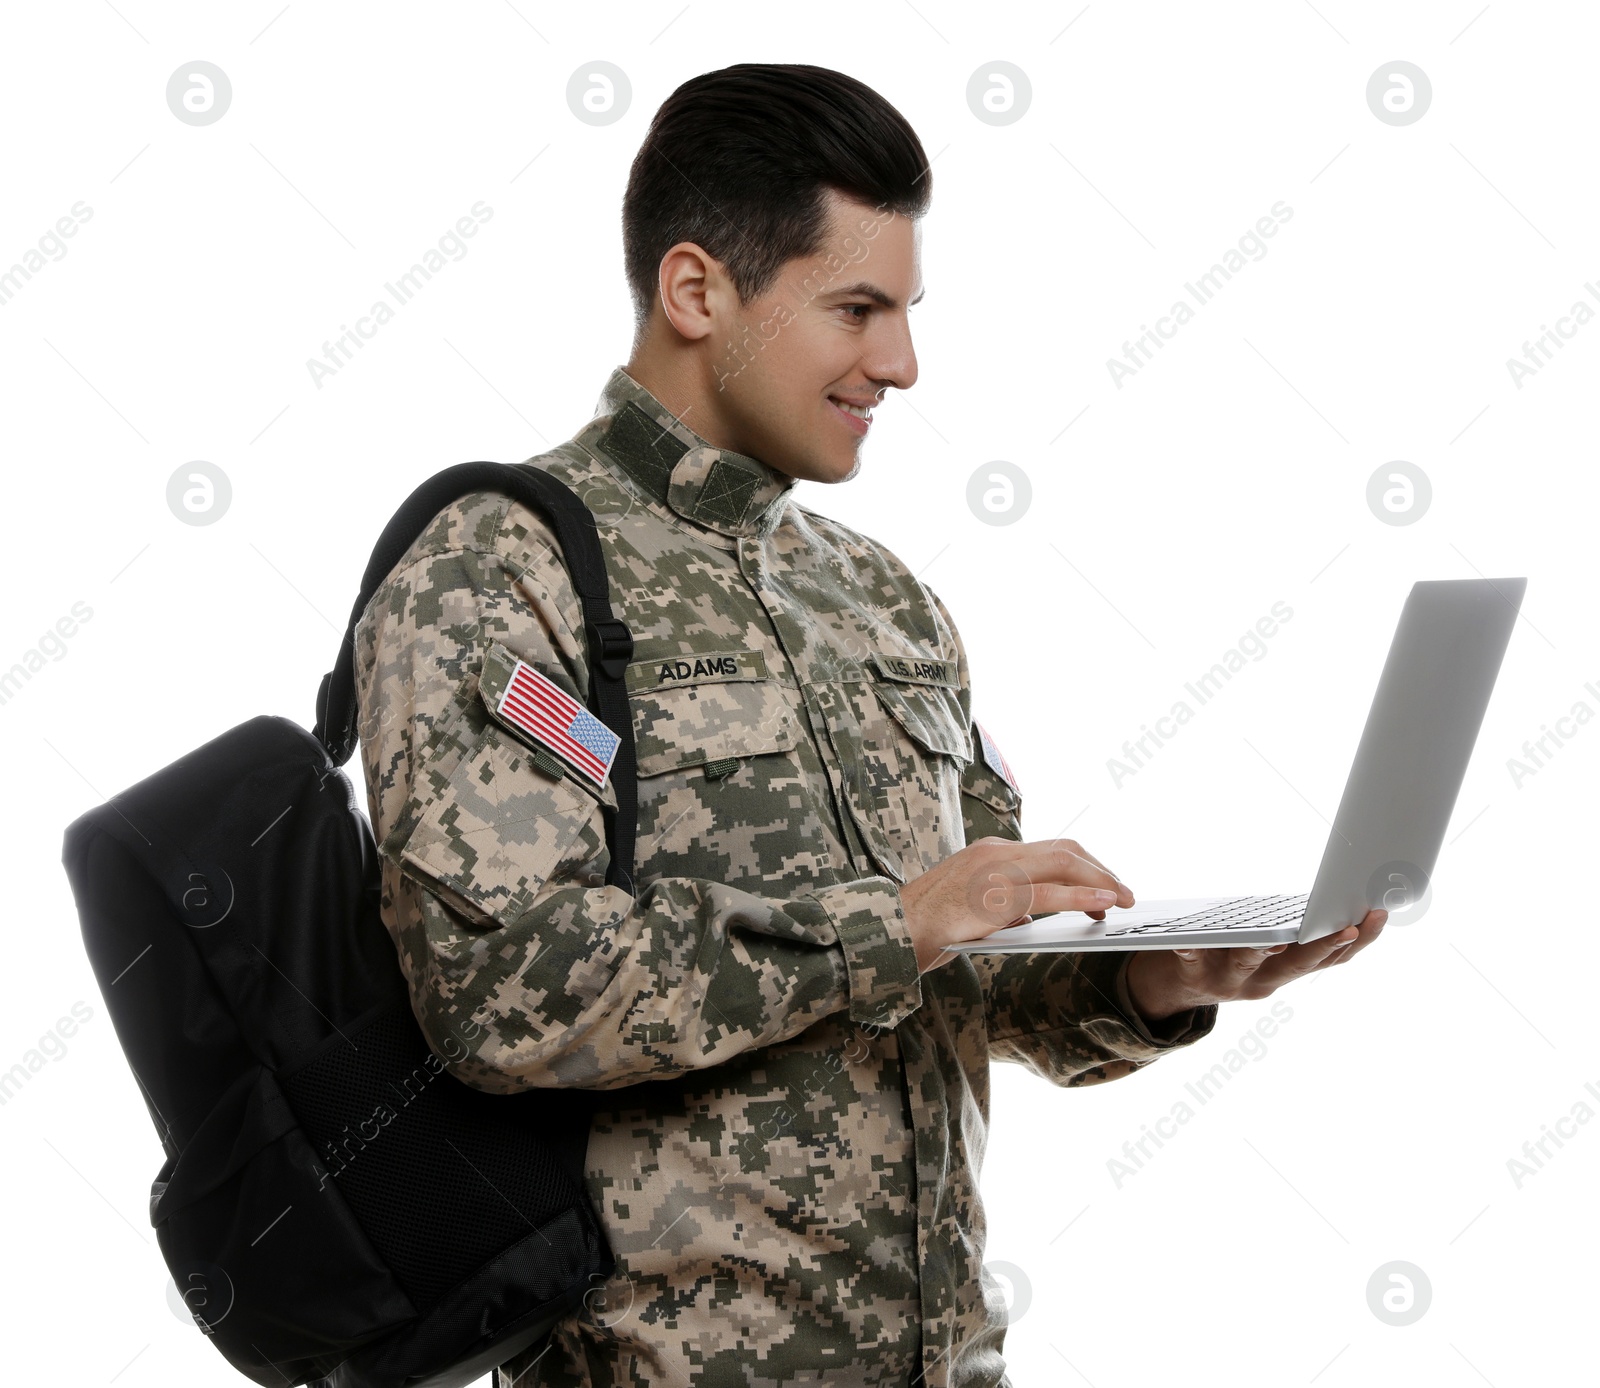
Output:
[897,837,1134,973]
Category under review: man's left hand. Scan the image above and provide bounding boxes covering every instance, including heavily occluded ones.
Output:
[1124,910,1388,1022]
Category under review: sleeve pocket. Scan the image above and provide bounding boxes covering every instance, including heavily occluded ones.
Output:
[959,722,1023,842]
[961,755,1022,818]
[396,717,600,931]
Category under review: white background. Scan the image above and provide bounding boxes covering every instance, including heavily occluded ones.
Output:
[2,2,1594,1385]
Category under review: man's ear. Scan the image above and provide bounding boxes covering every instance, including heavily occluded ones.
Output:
[656,242,723,343]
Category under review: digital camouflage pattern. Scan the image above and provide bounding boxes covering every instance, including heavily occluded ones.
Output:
[352,367,1218,1387]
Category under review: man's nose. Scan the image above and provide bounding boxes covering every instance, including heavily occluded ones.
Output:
[867,316,917,392]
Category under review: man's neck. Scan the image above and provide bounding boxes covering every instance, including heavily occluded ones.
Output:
[623,351,732,456]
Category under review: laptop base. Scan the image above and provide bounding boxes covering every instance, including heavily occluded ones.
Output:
[949,894,1311,954]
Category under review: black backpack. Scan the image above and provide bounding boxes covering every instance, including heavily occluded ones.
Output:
[60,462,640,1388]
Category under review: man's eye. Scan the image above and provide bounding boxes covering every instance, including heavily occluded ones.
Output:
[842,304,871,321]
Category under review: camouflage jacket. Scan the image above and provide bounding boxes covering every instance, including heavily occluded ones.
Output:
[352,367,1218,1388]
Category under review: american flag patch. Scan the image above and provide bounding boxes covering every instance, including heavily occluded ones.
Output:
[495,658,621,788]
[975,721,1021,795]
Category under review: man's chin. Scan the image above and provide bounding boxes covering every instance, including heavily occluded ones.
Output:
[793,452,862,485]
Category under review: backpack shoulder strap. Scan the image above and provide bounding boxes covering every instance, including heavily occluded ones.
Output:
[313,461,638,895]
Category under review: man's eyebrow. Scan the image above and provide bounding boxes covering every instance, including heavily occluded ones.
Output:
[828,280,925,309]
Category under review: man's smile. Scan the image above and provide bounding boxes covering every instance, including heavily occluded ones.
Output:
[827,392,876,435]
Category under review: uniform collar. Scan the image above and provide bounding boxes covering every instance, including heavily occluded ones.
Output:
[588,366,796,538]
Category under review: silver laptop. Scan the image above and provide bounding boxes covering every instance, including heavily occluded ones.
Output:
[952,577,1525,953]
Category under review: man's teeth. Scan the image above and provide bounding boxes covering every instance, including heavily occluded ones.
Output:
[833,399,872,420]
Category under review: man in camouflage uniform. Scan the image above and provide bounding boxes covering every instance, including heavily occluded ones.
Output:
[353,64,1384,1388]
[354,363,1222,1385]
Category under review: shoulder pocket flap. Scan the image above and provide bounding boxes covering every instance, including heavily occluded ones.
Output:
[479,638,585,708]
[477,641,619,808]
[631,677,800,777]
[871,682,972,761]
[397,716,600,931]
[962,754,1022,815]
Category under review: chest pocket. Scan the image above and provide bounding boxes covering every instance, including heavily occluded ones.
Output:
[818,677,970,884]
[626,669,833,892]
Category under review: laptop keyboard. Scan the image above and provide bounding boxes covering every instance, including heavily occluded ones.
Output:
[1102,893,1310,937]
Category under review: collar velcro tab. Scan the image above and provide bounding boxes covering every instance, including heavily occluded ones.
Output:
[871,650,959,688]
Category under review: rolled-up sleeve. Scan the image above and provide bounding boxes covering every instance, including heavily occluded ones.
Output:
[979,946,1217,1086]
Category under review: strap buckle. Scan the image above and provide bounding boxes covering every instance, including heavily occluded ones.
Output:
[587,618,635,681]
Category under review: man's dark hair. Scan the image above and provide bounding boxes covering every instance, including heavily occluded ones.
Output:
[622,64,932,335]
